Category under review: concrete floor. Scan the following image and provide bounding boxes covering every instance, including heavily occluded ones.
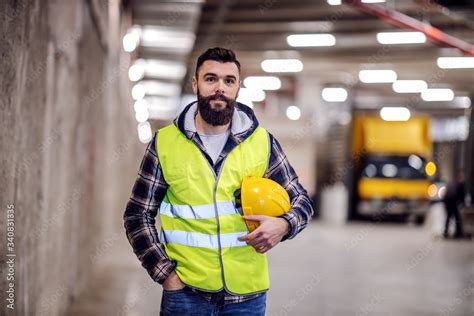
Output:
[67,221,474,316]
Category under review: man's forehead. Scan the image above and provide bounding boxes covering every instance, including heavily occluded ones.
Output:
[198,60,239,77]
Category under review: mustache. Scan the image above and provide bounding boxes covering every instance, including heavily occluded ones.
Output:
[202,93,234,104]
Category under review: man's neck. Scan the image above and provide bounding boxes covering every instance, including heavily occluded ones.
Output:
[195,111,231,135]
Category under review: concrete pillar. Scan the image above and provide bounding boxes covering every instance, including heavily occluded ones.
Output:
[0,1,140,314]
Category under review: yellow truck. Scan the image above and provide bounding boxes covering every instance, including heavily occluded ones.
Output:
[350,114,434,224]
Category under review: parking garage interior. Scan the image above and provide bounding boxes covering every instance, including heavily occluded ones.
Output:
[1,0,474,315]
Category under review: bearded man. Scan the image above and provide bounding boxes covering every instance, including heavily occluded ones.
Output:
[124,47,313,315]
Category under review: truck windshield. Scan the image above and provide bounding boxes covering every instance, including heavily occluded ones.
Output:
[361,155,427,180]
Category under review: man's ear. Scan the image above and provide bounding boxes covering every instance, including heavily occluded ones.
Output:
[192,76,198,95]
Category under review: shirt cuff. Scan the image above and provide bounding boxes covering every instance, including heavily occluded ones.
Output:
[152,259,178,285]
[278,211,296,241]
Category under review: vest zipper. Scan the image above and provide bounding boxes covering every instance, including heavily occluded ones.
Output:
[203,157,230,293]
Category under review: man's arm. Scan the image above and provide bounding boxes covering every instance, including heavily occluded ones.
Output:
[265,133,314,241]
[123,132,176,284]
[238,133,314,252]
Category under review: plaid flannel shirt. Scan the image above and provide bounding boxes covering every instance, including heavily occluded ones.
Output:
[123,106,314,304]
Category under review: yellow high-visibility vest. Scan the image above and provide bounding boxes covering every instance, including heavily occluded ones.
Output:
[157,124,270,295]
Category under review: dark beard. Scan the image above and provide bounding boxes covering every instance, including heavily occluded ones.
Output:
[197,90,236,126]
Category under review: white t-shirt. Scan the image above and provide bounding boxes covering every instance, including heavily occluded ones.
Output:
[198,129,231,164]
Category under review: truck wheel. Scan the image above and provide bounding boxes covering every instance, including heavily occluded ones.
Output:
[415,215,425,226]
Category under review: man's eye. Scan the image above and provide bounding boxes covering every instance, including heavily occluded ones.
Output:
[205,77,216,82]
[225,79,236,85]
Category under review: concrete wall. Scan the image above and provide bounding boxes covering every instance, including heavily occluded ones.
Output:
[0,1,141,315]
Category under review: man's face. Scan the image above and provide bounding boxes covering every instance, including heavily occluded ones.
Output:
[192,60,240,126]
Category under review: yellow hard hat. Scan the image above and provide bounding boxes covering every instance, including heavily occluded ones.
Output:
[241,176,291,231]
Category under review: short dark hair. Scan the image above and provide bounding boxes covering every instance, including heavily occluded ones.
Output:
[195,47,241,77]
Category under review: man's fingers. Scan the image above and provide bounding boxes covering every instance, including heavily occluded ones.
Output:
[245,236,266,247]
[238,228,262,241]
[239,215,269,241]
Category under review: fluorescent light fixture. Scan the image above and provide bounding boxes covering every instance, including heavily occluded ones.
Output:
[147,96,180,120]
[261,59,303,73]
[243,76,281,90]
[376,32,426,45]
[359,70,397,83]
[321,87,348,102]
[380,107,411,121]
[128,64,145,82]
[135,108,149,123]
[143,59,187,80]
[421,88,454,101]
[286,106,301,120]
[454,96,471,108]
[123,31,140,53]
[392,80,427,93]
[140,80,181,97]
[437,57,474,69]
[286,34,336,47]
[140,27,195,52]
[327,0,341,5]
[138,122,152,143]
[134,99,148,113]
[238,88,266,102]
[132,84,146,100]
[362,0,386,3]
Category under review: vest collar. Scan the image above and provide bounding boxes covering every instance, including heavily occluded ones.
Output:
[174,101,259,144]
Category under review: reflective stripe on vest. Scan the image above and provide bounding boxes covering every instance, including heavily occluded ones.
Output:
[157,124,270,295]
[160,230,248,248]
[160,200,242,219]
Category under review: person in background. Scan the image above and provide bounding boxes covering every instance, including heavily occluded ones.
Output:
[443,168,465,239]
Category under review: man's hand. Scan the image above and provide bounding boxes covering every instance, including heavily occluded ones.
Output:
[238,215,290,253]
[162,271,185,291]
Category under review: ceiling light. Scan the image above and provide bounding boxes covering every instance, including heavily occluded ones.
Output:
[392,80,427,93]
[362,0,386,3]
[454,96,471,108]
[421,88,454,101]
[134,99,148,113]
[376,32,426,45]
[238,88,266,102]
[243,76,281,90]
[321,88,348,102]
[437,57,474,69]
[359,70,397,83]
[135,108,149,123]
[147,96,180,120]
[286,34,336,47]
[128,64,145,82]
[380,107,411,121]
[123,31,140,53]
[140,27,195,52]
[327,0,341,5]
[140,81,181,97]
[143,59,187,80]
[286,106,301,120]
[138,122,152,143]
[132,84,146,100]
[261,59,303,73]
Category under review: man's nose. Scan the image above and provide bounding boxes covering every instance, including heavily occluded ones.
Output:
[215,79,225,94]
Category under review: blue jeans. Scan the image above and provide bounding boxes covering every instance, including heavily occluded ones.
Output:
[160,286,266,316]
